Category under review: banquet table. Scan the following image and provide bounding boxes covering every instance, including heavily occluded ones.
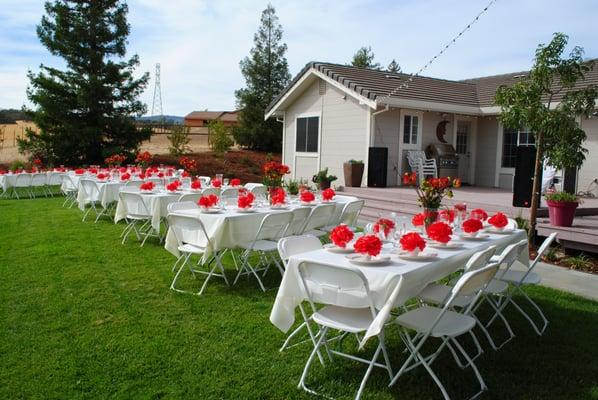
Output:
[270,229,528,344]
[164,198,356,261]
[76,180,124,211]
[114,189,181,231]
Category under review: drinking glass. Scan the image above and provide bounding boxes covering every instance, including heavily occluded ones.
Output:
[223,178,230,187]
[216,173,223,183]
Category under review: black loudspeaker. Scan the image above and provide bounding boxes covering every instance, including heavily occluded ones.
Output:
[563,167,577,194]
[513,146,542,208]
[367,147,388,188]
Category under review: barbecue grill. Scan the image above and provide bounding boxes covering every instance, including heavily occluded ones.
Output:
[426,143,459,178]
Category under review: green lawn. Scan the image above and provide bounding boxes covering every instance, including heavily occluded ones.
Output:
[1,197,597,399]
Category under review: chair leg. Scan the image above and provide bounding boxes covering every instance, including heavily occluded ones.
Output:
[451,337,488,396]
[483,294,516,349]
[298,326,329,396]
[510,286,549,335]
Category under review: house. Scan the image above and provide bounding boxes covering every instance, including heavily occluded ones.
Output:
[184,110,239,128]
[265,62,598,194]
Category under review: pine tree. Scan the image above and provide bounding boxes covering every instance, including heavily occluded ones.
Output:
[350,46,381,70]
[234,4,290,152]
[387,59,401,73]
[19,0,150,165]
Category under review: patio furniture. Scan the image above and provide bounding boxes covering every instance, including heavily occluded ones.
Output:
[300,203,336,238]
[118,191,159,246]
[321,199,364,232]
[406,150,437,184]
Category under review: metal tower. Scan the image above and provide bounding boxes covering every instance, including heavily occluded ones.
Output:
[151,63,163,118]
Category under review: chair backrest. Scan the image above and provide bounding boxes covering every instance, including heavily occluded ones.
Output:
[178,192,202,203]
[80,178,100,200]
[248,184,267,197]
[146,177,163,186]
[450,262,500,309]
[287,207,312,235]
[337,200,365,227]
[47,172,64,186]
[125,180,143,188]
[30,173,47,187]
[255,211,294,241]
[494,239,528,279]
[166,214,211,249]
[220,187,239,198]
[302,203,336,232]
[14,173,32,187]
[119,191,151,217]
[277,235,323,264]
[463,246,497,273]
[201,187,219,197]
[505,218,518,230]
[406,151,426,167]
[244,182,263,191]
[298,262,375,312]
[531,232,557,268]
[167,201,198,213]
[61,174,78,191]
[198,176,211,186]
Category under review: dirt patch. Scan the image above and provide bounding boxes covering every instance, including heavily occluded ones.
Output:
[530,246,598,274]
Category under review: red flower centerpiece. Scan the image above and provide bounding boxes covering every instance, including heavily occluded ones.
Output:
[166,180,181,192]
[211,178,222,188]
[438,209,455,224]
[181,171,190,178]
[488,212,509,230]
[135,151,152,168]
[230,178,241,187]
[400,232,426,256]
[426,221,453,244]
[354,234,383,258]
[179,156,198,175]
[237,192,255,209]
[300,190,315,204]
[321,188,335,202]
[373,218,395,239]
[262,161,290,191]
[470,208,488,221]
[198,194,219,209]
[140,181,155,192]
[120,172,131,181]
[270,188,286,207]
[329,224,354,248]
[403,174,461,229]
[412,213,426,227]
[96,173,109,181]
[462,218,483,236]
[191,180,202,190]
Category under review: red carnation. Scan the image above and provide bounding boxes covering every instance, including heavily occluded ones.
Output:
[462,218,483,233]
[140,181,155,191]
[470,208,488,221]
[270,188,286,205]
[321,188,335,201]
[120,173,131,181]
[412,213,426,226]
[230,178,241,187]
[426,221,453,243]
[211,179,222,188]
[300,190,315,203]
[353,234,383,257]
[330,224,354,248]
[237,192,255,209]
[488,212,509,228]
[438,209,455,223]
[198,194,219,208]
[400,232,426,252]
[373,218,395,237]
[191,180,202,190]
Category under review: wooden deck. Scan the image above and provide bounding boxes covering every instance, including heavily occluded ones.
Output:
[537,216,598,253]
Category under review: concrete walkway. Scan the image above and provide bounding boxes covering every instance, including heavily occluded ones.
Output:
[535,262,598,301]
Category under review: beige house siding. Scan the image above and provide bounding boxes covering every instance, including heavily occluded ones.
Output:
[475,117,499,187]
[422,112,455,150]
[372,109,401,186]
[282,78,369,186]
[578,117,598,195]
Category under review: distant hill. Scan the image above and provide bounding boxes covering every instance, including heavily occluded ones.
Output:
[137,115,184,124]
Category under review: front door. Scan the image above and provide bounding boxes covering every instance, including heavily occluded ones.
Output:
[455,121,471,183]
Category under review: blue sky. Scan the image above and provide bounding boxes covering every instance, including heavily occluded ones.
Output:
[1,0,597,116]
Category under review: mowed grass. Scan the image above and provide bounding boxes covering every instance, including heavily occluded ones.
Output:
[1,197,597,399]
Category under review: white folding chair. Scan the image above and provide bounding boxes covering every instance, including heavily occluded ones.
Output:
[12,173,32,199]
[492,233,557,336]
[197,176,211,186]
[277,236,324,357]
[125,180,143,188]
[118,191,158,246]
[178,192,202,203]
[390,263,500,400]
[300,203,336,238]
[167,201,198,213]
[407,150,437,184]
[220,187,239,198]
[248,184,267,197]
[46,172,64,196]
[233,211,293,291]
[201,187,219,197]
[146,177,163,186]
[30,173,48,198]
[321,199,365,232]
[79,179,103,222]
[166,214,229,295]
[296,261,393,400]
[285,207,311,236]
[61,174,78,207]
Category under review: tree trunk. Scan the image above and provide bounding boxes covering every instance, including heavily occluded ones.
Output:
[529,131,544,242]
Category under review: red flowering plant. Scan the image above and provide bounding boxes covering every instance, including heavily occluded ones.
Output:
[211,178,222,188]
[270,187,286,206]
[230,178,241,187]
[191,180,202,190]
[373,218,395,238]
[400,232,426,254]
[179,156,198,175]
[321,188,335,201]
[300,190,315,203]
[462,218,483,235]
[135,151,152,168]
[404,173,461,220]
[140,181,155,191]
[262,161,290,190]
[353,235,383,257]
[237,192,255,209]
[470,208,488,221]
[198,194,219,209]
[166,180,181,192]
[120,172,131,181]
[105,154,126,167]
[329,224,354,248]
[488,212,509,229]
[426,221,453,244]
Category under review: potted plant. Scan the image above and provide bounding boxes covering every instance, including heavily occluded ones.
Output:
[284,179,300,195]
[312,168,337,190]
[403,172,461,228]
[545,191,579,227]
[343,159,364,187]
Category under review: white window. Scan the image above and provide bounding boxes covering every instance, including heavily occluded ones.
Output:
[295,116,319,153]
[402,114,419,145]
[518,129,535,146]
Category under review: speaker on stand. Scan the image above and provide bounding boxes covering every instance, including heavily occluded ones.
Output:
[512,146,542,208]
[367,147,388,188]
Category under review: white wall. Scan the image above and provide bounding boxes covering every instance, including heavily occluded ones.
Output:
[283,78,369,186]
[422,112,454,149]
[475,117,499,187]
[578,116,598,195]
[372,109,400,186]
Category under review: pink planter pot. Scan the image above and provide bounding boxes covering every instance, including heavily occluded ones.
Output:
[546,200,578,227]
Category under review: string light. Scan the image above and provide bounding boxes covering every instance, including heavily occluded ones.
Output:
[383,0,498,99]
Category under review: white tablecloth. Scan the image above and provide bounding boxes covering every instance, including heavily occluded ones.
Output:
[76,181,123,210]
[0,174,16,192]
[114,190,180,231]
[270,229,528,344]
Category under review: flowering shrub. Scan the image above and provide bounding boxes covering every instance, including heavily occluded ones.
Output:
[426,221,453,243]
[373,218,395,237]
[462,218,483,233]
[400,232,426,252]
[330,225,354,248]
[135,151,152,167]
[262,161,290,189]
[105,154,126,167]
[270,188,286,205]
[198,194,219,208]
[237,192,255,209]
[470,208,488,221]
[354,235,383,257]
[191,180,202,190]
[488,212,509,228]
[230,178,241,187]
[140,181,155,191]
[300,190,315,203]
[321,188,335,201]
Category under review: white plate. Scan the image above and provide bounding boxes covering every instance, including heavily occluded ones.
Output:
[300,201,317,206]
[200,208,222,214]
[270,205,289,210]
[485,227,515,234]
[459,233,490,241]
[427,241,464,250]
[395,251,438,261]
[236,207,257,213]
[345,254,391,266]
[321,199,336,203]
[323,243,354,253]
